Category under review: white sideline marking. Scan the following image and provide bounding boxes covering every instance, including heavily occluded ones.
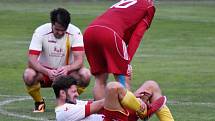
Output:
[0,94,29,98]
[0,95,53,121]
[168,101,215,107]
[0,95,215,120]
[0,97,31,106]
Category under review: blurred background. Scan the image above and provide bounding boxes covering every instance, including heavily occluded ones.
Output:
[0,0,214,121]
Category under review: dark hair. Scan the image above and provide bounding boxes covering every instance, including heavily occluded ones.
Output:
[52,76,77,98]
[50,8,71,29]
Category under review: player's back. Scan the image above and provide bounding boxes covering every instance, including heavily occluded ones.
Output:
[90,0,154,38]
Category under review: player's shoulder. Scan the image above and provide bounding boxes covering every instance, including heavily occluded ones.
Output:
[76,99,88,105]
[34,23,52,35]
[67,24,82,35]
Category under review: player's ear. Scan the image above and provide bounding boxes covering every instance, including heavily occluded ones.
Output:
[60,90,66,98]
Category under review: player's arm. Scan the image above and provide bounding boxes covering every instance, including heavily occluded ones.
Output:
[28,54,48,74]
[85,99,104,116]
[57,50,84,76]
[127,20,148,62]
[65,99,104,120]
[57,26,85,75]
[127,6,155,62]
[28,31,56,79]
[68,50,84,71]
[28,53,56,79]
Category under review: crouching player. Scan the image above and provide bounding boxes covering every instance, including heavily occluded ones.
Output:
[23,8,91,112]
[53,76,174,121]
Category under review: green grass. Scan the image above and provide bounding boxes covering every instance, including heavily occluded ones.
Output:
[0,1,215,121]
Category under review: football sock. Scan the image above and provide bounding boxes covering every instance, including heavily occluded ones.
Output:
[118,75,126,87]
[77,86,86,95]
[120,90,147,117]
[26,83,43,102]
[156,105,174,121]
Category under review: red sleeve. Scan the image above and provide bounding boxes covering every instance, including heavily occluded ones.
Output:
[127,20,148,62]
[85,103,91,117]
[29,50,41,55]
[144,6,156,29]
[123,25,136,45]
[71,47,84,51]
[127,6,155,62]
[87,100,93,104]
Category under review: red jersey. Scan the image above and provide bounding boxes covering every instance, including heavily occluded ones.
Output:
[90,0,155,44]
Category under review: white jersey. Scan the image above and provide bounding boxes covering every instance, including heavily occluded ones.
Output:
[55,100,104,121]
[29,23,84,69]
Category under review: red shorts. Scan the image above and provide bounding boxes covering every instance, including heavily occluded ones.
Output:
[127,109,139,121]
[40,67,74,87]
[84,25,130,76]
[101,108,129,121]
[40,71,75,87]
[40,74,52,88]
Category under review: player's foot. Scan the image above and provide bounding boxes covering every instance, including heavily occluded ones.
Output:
[143,96,167,121]
[33,99,45,113]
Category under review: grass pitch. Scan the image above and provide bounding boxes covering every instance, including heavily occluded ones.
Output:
[0,1,215,121]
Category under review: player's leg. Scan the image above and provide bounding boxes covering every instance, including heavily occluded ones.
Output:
[104,82,126,111]
[125,64,133,90]
[114,74,131,90]
[68,67,91,94]
[103,82,132,121]
[134,80,174,121]
[111,31,132,89]
[84,26,111,100]
[93,73,108,100]
[23,68,45,112]
[114,64,132,90]
[78,67,91,85]
[104,82,147,119]
[114,74,126,87]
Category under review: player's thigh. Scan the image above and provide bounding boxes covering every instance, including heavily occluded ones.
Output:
[78,67,91,81]
[84,26,110,74]
[134,80,162,101]
[104,82,125,110]
[23,68,44,85]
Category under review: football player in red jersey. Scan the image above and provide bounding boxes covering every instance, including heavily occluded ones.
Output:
[84,0,155,100]
[84,0,174,120]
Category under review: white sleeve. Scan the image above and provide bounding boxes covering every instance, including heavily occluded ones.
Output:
[55,102,104,121]
[71,28,84,48]
[64,105,86,121]
[29,32,43,51]
[76,100,89,105]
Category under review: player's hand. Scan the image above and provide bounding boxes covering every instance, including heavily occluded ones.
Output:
[47,69,58,80]
[56,66,69,76]
[136,92,145,98]
[136,98,147,119]
[135,91,152,103]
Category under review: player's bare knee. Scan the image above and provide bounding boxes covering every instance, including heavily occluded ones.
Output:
[144,80,160,92]
[106,82,122,92]
[79,67,91,86]
[23,68,36,86]
[82,73,91,86]
[80,78,90,88]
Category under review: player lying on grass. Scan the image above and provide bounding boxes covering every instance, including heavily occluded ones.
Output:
[53,75,173,121]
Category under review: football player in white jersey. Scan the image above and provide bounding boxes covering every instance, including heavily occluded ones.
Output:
[23,8,91,112]
[53,75,169,121]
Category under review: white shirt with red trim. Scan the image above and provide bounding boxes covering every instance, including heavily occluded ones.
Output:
[55,100,104,121]
[29,23,84,69]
